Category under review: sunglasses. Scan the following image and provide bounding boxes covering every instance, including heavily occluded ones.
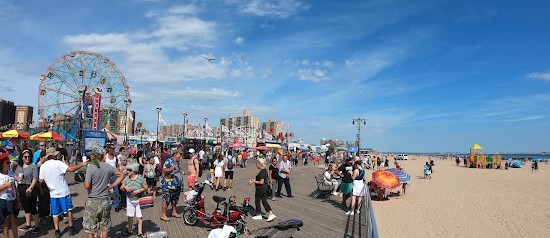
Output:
[23,155,31,158]
[40,144,45,146]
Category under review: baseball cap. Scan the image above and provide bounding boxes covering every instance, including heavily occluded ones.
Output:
[188,148,195,153]
[46,147,60,157]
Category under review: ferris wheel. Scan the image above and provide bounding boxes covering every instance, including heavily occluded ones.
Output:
[38,50,131,136]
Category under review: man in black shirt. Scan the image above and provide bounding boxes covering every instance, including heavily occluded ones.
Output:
[336,158,354,210]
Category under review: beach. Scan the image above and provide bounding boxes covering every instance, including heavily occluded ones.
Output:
[373,155,550,238]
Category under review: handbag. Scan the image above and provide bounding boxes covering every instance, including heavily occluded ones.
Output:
[266,184,273,198]
[139,196,154,208]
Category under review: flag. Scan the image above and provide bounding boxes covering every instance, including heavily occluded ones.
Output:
[126,104,133,122]
[205,122,213,136]
[221,125,229,133]
[282,121,292,128]
[158,113,167,125]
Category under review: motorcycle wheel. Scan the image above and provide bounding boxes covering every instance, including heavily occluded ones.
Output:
[234,218,246,234]
[183,209,198,226]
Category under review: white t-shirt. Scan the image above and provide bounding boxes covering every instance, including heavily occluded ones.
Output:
[153,156,160,166]
[278,160,292,179]
[199,150,205,160]
[39,160,71,198]
[0,173,16,201]
[323,170,332,183]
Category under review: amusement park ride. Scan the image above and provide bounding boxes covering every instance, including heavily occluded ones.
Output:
[38,51,131,143]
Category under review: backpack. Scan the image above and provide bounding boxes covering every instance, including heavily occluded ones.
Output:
[227,157,234,170]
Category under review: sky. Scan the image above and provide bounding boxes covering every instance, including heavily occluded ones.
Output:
[1,0,550,153]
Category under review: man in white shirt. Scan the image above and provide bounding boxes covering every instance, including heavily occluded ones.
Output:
[198,149,205,177]
[277,155,293,198]
[39,147,88,238]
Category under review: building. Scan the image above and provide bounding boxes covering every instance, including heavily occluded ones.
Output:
[220,109,260,131]
[15,105,33,130]
[160,124,185,137]
[320,138,347,148]
[117,110,135,135]
[160,123,220,138]
[0,100,16,130]
[259,120,283,138]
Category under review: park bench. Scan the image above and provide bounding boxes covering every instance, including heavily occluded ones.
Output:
[309,174,332,199]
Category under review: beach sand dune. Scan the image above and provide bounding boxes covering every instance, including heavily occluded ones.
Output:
[373,156,550,238]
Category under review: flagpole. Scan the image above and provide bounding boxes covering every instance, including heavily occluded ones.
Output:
[156,107,162,149]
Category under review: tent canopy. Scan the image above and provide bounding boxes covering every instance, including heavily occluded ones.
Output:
[470,144,483,150]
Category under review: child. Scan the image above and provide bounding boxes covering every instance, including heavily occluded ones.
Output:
[143,158,157,198]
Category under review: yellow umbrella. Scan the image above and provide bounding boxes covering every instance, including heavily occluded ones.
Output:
[0,130,30,140]
[30,131,65,141]
[266,143,281,148]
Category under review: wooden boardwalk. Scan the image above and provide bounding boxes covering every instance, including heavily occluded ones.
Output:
[16,162,368,238]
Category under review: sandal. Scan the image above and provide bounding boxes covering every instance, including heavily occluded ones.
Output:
[160,217,170,222]
[123,230,133,236]
[172,213,182,218]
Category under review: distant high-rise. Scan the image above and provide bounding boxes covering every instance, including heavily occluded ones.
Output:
[15,105,33,130]
[0,100,16,129]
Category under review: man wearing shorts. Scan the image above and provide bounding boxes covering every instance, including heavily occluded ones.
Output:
[160,151,184,221]
[39,147,88,238]
[83,147,125,238]
[223,154,236,191]
[187,148,199,191]
[337,158,354,210]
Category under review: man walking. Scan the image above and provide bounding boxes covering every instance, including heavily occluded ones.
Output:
[38,147,88,238]
[187,148,199,191]
[223,153,236,191]
[336,158,354,212]
[160,151,184,221]
[277,155,293,198]
[83,147,125,238]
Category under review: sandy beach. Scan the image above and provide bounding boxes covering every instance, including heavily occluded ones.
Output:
[372,155,550,238]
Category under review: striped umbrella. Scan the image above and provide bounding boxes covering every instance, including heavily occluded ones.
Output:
[387,168,411,183]
[0,130,30,140]
[372,170,401,189]
[30,131,65,141]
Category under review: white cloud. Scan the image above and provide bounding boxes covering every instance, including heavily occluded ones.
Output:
[235,36,245,45]
[295,68,329,82]
[236,0,309,19]
[527,72,550,81]
[167,5,199,15]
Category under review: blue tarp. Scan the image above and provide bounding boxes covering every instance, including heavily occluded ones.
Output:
[346,147,358,153]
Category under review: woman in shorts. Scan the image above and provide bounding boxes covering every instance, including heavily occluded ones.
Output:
[122,163,147,237]
[0,152,19,238]
[347,160,365,215]
[213,155,225,191]
[144,158,157,197]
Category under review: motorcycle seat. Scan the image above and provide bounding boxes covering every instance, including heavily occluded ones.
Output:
[275,219,304,230]
[212,196,226,204]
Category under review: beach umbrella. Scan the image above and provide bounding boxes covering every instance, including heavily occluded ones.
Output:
[346,147,359,153]
[387,168,411,183]
[30,131,65,141]
[229,141,243,149]
[255,145,269,151]
[372,170,401,189]
[0,130,30,140]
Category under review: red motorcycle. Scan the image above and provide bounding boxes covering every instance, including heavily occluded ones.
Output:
[183,181,254,234]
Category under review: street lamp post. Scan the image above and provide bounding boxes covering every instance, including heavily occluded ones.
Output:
[156,107,162,149]
[124,99,132,145]
[352,116,367,149]
[204,117,208,149]
[182,113,187,138]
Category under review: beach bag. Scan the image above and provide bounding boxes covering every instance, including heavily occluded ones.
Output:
[227,157,234,170]
[139,196,154,208]
[74,171,85,183]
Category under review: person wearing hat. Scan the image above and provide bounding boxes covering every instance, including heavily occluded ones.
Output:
[121,163,147,237]
[0,150,21,238]
[186,148,199,191]
[82,146,124,238]
[38,147,87,238]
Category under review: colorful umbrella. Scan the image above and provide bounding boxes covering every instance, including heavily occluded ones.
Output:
[254,145,269,151]
[372,170,401,189]
[346,147,359,153]
[0,130,30,140]
[387,168,411,183]
[30,131,65,141]
[229,141,243,148]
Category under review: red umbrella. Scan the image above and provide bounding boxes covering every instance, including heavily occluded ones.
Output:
[254,145,269,151]
[30,131,65,141]
[372,170,400,189]
[229,141,243,148]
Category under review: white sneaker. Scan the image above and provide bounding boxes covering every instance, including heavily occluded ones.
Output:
[252,215,263,220]
[356,210,361,214]
[345,210,354,216]
[331,192,339,196]
[267,214,276,222]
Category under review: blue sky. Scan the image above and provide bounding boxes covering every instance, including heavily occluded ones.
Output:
[1,0,550,152]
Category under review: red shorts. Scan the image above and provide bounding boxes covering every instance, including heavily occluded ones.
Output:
[187,176,197,187]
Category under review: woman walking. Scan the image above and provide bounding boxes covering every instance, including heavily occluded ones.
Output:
[424,162,432,180]
[121,163,148,237]
[249,158,276,222]
[0,151,20,238]
[15,150,40,233]
[347,161,365,215]
[268,158,279,201]
[144,158,157,197]
[213,155,225,191]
